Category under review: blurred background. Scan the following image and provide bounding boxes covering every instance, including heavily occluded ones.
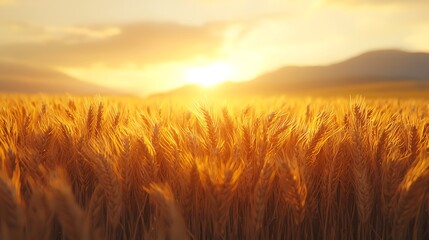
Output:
[1,0,429,97]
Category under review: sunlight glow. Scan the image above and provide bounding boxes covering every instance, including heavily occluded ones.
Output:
[184,62,236,87]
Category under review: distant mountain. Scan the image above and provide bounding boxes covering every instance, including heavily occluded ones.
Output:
[0,61,118,95]
[154,49,429,98]
[246,49,429,92]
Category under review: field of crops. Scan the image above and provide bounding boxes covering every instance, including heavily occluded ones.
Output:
[0,95,428,240]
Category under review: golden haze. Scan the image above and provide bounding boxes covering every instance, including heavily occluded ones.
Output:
[1,1,429,95]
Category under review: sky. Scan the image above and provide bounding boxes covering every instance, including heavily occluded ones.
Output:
[1,0,429,95]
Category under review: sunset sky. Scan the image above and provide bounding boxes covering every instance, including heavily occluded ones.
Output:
[1,0,429,95]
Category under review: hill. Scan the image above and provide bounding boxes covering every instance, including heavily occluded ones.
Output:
[0,61,118,95]
[155,49,429,98]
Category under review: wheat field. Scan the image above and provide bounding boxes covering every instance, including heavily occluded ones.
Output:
[0,95,428,240]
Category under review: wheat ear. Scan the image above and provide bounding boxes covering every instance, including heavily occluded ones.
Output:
[48,171,89,240]
[145,183,188,240]
[0,172,23,239]
[392,159,429,240]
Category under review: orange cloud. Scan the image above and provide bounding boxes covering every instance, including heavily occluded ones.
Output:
[0,22,224,68]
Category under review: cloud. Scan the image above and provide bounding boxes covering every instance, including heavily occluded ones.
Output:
[0,22,224,68]
[213,3,429,76]
[0,22,121,45]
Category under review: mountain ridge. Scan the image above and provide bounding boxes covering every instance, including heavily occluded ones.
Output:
[153,49,429,98]
[0,61,120,95]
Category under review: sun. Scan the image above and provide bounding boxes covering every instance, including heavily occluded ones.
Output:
[184,62,236,87]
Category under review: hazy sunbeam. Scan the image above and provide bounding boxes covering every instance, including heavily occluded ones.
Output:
[184,62,237,87]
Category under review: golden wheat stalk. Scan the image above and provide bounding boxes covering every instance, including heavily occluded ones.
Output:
[144,183,188,240]
[47,170,89,240]
[88,185,106,240]
[0,172,23,240]
[250,159,274,234]
[276,155,307,224]
[95,154,123,229]
[392,159,429,240]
